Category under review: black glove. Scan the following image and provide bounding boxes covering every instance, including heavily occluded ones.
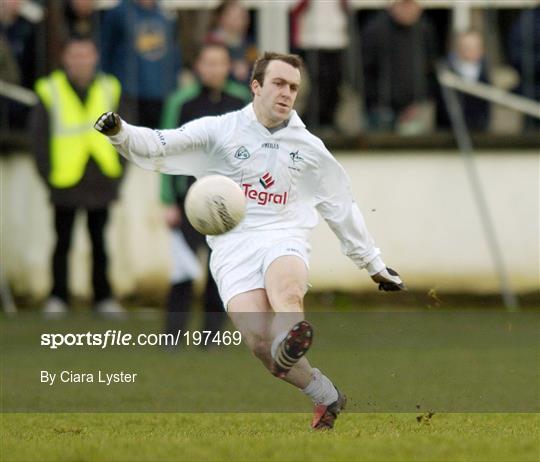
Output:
[94,111,122,136]
[371,267,406,291]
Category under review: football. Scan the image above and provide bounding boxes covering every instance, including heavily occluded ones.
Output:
[184,175,246,235]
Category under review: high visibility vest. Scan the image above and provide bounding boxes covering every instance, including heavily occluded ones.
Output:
[35,70,122,188]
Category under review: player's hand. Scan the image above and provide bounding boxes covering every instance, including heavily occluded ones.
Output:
[94,111,122,136]
[371,267,406,291]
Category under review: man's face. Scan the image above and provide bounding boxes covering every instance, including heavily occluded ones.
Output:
[62,41,98,87]
[219,2,249,35]
[195,46,231,90]
[70,0,94,17]
[389,0,422,26]
[457,33,484,63]
[1,0,23,18]
[251,60,301,127]
[136,0,157,9]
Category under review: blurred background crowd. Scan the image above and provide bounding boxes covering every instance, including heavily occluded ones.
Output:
[1,0,539,139]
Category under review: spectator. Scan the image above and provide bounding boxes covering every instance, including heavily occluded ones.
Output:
[100,0,181,127]
[290,0,349,130]
[205,0,257,84]
[64,0,100,41]
[30,37,125,317]
[0,0,44,130]
[160,42,250,342]
[361,0,437,133]
[437,30,491,132]
[508,4,540,131]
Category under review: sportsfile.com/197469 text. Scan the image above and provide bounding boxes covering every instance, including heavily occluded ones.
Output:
[40,330,242,349]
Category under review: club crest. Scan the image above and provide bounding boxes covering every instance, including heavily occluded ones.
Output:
[289,150,303,163]
[235,146,250,160]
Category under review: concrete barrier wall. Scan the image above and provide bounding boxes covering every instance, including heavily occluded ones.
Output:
[1,150,538,300]
[311,151,538,293]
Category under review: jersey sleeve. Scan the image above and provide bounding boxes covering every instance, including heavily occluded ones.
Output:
[313,148,386,276]
[107,116,219,176]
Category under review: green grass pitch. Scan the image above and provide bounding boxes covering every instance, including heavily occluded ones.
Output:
[2,413,539,461]
[1,306,539,461]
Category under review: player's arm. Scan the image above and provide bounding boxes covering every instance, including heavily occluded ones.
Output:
[313,149,406,292]
[94,112,215,176]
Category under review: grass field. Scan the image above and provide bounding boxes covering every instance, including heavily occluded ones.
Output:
[1,306,539,461]
[2,413,539,461]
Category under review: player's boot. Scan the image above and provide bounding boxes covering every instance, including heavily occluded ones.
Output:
[272,320,313,378]
[311,389,347,430]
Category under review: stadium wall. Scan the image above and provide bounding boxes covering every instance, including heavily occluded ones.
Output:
[1,150,538,300]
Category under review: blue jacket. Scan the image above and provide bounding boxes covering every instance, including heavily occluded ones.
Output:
[100,0,181,100]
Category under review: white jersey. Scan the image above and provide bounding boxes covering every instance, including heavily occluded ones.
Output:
[108,104,385,275]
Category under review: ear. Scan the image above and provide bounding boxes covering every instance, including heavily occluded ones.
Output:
[251,79,261,96]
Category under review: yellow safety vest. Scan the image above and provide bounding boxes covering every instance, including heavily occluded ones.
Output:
[35,70,122,188]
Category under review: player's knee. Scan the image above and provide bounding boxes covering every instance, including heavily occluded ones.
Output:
[276,283,305,311]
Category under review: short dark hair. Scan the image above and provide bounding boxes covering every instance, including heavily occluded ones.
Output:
[60,35,97,52]
[250,52,303,87]
[194,40,231,61]
[210,0,240,30]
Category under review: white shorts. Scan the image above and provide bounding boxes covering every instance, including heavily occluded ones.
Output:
[208,231,311,310]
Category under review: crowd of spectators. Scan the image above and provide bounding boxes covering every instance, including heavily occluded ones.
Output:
[1,0,537,316]
[1,0,538,138]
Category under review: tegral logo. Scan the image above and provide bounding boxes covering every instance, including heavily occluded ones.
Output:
[242,184,288,206]
[259,172,275,189]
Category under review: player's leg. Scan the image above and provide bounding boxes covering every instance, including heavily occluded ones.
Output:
[265,255,346,429]
[228,289,313,387]
[227,289,274,369]
[264,255,312,379]
[213,236,345,428]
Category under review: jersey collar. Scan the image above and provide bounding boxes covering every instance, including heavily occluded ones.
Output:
[242,103,305,130]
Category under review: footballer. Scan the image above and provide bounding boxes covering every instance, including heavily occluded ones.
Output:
[95,52,405,430]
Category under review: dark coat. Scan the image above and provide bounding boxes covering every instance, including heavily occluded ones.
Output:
[436,56,491,132]
[361,10,438,113]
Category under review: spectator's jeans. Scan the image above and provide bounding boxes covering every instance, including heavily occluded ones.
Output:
[51,206,112,304]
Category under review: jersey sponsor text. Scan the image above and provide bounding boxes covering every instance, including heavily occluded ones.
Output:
[242,183,288,206]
